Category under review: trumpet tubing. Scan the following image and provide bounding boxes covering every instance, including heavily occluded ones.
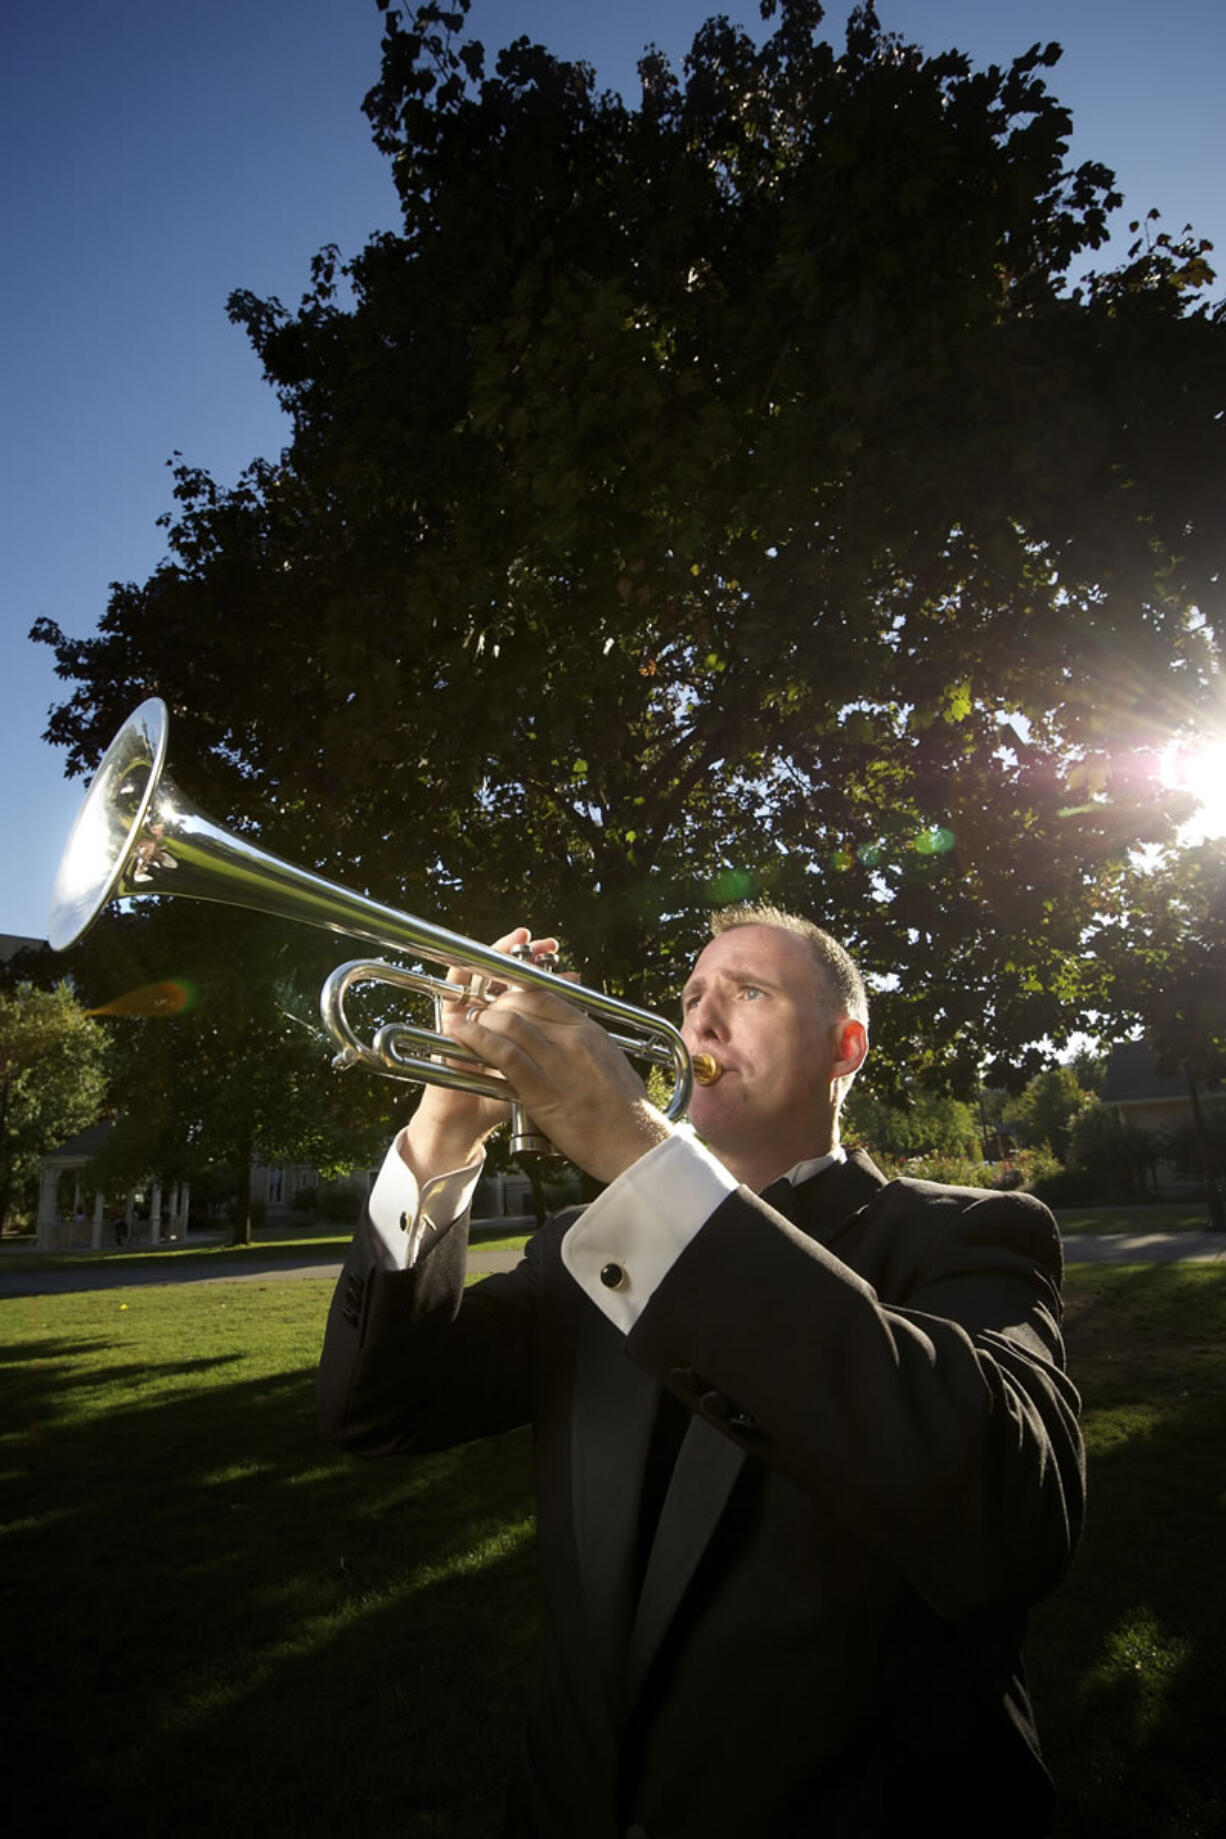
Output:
[49,699,698,1132]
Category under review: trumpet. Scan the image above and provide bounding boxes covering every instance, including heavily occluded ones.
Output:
[49,699,706,1153]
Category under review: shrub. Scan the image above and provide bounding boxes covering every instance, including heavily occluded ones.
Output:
[1067,1104,1154,1202]
[315,1178,367,1224]
[845,1089,982,1161]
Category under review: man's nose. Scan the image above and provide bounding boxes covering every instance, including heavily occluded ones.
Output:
[687,994,728,1041]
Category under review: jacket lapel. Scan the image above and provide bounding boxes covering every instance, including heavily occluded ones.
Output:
[570,1300,661,1707]
[625,1411,745,1703]
[573,1150,889,1713]
[784,1148,887,1254]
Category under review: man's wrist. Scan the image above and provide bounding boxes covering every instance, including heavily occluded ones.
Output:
[589,1102,674,1186]
[401,1114,486,1184]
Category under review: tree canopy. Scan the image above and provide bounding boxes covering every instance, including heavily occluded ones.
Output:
[33,0,1226,1099]
[0,982,109,1226]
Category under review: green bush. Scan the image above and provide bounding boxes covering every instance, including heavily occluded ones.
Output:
[1067,1104,1154,1203]
[871,1142,1066,1197]
[846,1089,981,1161]
[871,1151,994,1188]
[314,1178,367,1224]
[1159,1108,1226,1182]
[1004,1067,1094,1163]
[539,1167,586,1210]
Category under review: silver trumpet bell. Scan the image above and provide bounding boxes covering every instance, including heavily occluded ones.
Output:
[49,699,698,1152]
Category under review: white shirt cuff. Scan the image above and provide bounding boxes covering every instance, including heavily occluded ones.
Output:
[367,1128,484,1270]
[561,1129,738,1333]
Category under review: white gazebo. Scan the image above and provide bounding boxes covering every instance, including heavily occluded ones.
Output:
[36,1120,190,1251]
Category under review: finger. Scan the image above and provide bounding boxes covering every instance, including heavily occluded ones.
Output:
[443,929,560,994]
[450,1004,543,1091]
[485,933,563,999]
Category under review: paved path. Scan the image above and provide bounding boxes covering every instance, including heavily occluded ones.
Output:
[2,1226,1224,1299]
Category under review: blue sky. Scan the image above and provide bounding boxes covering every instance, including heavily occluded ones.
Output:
[3,0,1223,940]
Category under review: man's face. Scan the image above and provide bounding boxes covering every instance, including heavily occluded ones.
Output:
[680,924,845,1161]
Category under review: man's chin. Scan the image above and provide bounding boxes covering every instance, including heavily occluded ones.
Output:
[687,1077,742,1138]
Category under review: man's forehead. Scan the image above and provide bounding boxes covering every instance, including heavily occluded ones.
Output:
[684,924,817,992]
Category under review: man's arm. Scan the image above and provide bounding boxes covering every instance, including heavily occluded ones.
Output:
[318,1192,542,1456]
[621,1171,1083,1620]
[318,926,559,1454]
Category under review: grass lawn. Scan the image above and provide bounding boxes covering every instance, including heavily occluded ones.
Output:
[3,1264,1223,1836]
[1055,1201,1215,1236]
[0,1221,531,1274]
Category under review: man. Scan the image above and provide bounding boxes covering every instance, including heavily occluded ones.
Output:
[319,905,1084,1837]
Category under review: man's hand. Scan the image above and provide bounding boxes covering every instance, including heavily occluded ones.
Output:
[448,981,673,1185]
[401,926,558,1184]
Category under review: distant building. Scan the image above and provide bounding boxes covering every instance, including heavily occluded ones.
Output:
[1100,1041,1197,1135]
[0,933,47,960]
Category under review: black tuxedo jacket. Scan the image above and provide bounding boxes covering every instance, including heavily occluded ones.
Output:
[318,1150,1084,1838]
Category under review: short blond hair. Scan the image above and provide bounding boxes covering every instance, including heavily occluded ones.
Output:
[710,903,869,1026]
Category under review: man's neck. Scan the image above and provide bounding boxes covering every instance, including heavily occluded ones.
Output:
[719,1132,840,1195]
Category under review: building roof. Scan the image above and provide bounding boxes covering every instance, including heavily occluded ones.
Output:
[1100,1040,1188,1105]
[45,1118,115,1160]
[0,933,49,963]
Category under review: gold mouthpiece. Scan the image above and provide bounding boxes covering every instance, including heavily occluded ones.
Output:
[692,1053,722,1086]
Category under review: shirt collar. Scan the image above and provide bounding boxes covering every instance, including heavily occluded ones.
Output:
[783,1146,846,1187]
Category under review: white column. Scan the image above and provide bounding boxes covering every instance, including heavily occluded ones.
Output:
[150,1181,163,1245]
[36,1162,61,1250]
[91,1191,104,1251]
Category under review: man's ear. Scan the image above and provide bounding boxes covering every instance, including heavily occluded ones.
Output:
[831,1019,868,1083]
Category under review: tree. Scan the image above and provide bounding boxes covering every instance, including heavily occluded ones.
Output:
[32,0,1226,1099]
[845,1085,980,1160]
[1006,1063,1091,1162]
[1088,836,1226,1221]
[0,983,109,1227]
[1067,1044,1106,1095]
[1066,1102,1155,1204]
[68,905,405,1244]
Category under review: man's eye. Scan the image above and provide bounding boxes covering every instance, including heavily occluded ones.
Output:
[741,986,763,1001]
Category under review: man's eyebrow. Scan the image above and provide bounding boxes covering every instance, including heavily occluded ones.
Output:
[681,965,781,1000]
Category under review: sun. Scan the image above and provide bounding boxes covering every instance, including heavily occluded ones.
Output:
[1161,739,1226,841]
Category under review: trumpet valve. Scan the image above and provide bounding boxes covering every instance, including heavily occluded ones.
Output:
[692,1053,722,1086]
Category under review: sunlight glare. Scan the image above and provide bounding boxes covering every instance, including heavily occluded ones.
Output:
[1161,739,1226,841]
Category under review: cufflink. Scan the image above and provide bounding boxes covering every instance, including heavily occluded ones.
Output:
[600,1262,626,1290]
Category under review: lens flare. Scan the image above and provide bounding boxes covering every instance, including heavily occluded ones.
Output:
[912,826,955,857]
[706,868,759,904]
[86,979,196,1018]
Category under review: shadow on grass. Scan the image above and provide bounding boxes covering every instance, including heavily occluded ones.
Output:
[6,1266,1223,1837]
[2,1292,537,1838]
[1029,1265,1226,1839]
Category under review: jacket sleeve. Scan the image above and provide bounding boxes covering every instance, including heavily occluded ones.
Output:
[317,1206,540,1456]
[622,1180,1084,1619]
